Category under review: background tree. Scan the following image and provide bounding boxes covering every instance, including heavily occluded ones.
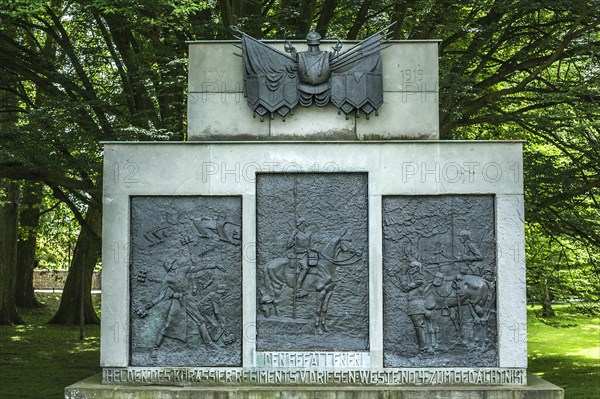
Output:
[0,179,23,324]
[15,181,44,308]
[1,0,192,323]
[0,0,597,324]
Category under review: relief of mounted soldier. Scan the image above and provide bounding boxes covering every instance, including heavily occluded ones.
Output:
[254,173,370,351]
[286,217,319,299]
[258,215,363,334]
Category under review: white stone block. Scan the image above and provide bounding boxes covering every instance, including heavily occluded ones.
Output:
[188,93,269,140]
[371,142,524,195]
[100,193,130,367]
[496,194,527,368]
[356,92,439,139]
[368,194,384,367]
[270,103,356,139]
[188,42,440,139]
[188,42,439,94]
[104,142,524,197]
[101,141,526,373]
[381,42,439,92]
[188,43,242,93]
[242,194,257,367]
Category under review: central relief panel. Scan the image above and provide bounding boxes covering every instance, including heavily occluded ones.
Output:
[256,173,369,351]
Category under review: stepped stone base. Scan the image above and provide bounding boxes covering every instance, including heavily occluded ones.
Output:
[66,373,563,399]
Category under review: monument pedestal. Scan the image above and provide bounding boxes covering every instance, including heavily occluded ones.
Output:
[64,37,564,398]
[66,373,563,399]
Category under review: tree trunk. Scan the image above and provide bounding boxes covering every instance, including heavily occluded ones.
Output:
[297,0,316,37]
[346,0,374,40]
[15,181,44,308]
[315,0,337,38]
[49,203,101,325]
[541,277,555,317]
[0,179,23,324]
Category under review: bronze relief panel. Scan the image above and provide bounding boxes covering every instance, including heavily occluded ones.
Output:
[129,196,242,366]
[383,195,497,367]
[256,173,369,351]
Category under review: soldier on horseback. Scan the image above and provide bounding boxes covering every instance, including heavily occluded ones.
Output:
[286,217,316,298]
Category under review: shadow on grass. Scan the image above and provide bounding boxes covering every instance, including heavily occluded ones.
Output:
[0,327,101,399]
[0,294,101,399]
[529,354,599,399]
[528,306,600,399]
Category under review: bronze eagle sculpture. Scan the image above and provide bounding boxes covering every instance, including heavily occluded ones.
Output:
[232,24,395,121]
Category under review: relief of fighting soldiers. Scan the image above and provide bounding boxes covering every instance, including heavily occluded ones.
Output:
[256,173,369,351]
[383,195,497,367]
[129,197,242,367]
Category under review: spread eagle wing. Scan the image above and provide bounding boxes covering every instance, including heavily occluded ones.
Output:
[329,23,395,118]
[232,27,299,121]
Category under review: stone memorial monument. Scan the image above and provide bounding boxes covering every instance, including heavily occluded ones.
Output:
[65,26,563,399]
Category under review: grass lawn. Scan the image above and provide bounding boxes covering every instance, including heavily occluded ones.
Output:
[0,295,598,398]
[528,305,600,398]
[0,294,100,399]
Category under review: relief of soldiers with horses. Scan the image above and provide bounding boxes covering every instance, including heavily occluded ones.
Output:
[256,173,369,351]
[383,195,497,367]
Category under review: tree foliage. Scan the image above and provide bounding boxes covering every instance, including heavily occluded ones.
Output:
[0,0,598,322]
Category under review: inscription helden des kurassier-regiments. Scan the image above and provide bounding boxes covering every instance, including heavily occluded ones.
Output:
[383,195,497,367]
[103,367,526,386]
[256,173,369,351]
[130,196,242,367]
[232,24,394,121]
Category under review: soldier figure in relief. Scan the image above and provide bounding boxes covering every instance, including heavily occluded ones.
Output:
[137,256,229,359]
[141,258,206,359]
[457,228,483,275]
[399,260,434,355]
[197,284,235,349]
[287,217,314,298]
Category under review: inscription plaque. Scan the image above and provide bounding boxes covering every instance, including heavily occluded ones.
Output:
[383,195,497,367]
[130,196,242,366]
[103,367,526,386]
[256,173,369,351]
